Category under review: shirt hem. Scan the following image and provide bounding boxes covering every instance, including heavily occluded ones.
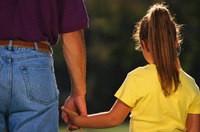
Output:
[59,21,89,34]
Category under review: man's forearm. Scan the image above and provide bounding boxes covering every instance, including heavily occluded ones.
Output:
[61,29,86,96]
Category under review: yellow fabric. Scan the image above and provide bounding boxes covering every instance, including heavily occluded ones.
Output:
[115,64,200,132]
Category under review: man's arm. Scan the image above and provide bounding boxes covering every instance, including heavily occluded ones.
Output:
[61,29,87,125]
[186,114,200,132]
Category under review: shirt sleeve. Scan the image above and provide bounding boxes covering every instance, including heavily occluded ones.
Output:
[115,73,140,108]
[57,0,89,34]
[188,83,200,114]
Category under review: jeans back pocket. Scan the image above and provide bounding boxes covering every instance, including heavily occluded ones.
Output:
[20,66,59,105]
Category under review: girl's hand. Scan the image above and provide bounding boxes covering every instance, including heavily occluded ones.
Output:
[61,106,79,125]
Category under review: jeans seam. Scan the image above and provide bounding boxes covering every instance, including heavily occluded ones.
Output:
[7,58,12,113]
[13,54,51,62]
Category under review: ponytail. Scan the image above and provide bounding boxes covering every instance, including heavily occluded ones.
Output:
[133,3,182,96]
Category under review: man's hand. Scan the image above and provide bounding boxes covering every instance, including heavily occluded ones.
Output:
[61,94,87,131]
[62,106,79,124]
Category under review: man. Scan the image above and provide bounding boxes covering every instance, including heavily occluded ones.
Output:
[0,0,88,131]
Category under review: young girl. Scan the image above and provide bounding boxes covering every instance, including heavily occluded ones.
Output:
[62,3,200,132]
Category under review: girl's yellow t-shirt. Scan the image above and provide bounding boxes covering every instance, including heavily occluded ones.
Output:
[115,64,200,132]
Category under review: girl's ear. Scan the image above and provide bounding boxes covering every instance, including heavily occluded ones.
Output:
[141,40,150,52]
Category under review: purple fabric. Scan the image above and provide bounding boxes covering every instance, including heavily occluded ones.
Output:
[0,0,89,45]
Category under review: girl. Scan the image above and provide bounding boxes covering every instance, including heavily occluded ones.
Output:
[62,3,200,132]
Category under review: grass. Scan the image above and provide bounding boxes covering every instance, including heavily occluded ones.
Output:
[59,122,129,132]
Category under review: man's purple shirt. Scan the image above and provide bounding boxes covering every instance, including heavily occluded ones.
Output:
[0,0,89,45]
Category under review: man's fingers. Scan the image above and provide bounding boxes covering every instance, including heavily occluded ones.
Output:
[61,106,82,130]
[69,124,80,130]
[67,124,80,131]
[62,110,67,117]
[61,106,78,116]
[61,111,69,123]
[61,106,70,112]
[80,111,87,116]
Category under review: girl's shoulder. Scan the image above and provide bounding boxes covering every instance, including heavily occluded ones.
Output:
[179,69,199,92]
[128,64,157,77]
[180,69,195,82]
[127,64,158,88]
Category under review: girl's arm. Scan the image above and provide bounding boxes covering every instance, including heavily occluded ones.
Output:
[62,99,131,128]
[186,114,200,132]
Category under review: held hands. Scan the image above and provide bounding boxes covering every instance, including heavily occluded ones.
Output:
[61,95,87,131]
[61,106,80,126]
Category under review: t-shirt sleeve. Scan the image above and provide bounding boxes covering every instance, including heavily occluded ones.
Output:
[188,83,200,114]
[57,0,89,34]
[115,73,140,108]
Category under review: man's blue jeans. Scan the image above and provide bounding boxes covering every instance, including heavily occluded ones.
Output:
[0,41,59,132]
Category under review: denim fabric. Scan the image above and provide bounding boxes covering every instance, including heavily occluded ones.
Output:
[0,41,59,132]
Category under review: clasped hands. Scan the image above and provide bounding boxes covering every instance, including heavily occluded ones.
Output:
[61,95,87,131]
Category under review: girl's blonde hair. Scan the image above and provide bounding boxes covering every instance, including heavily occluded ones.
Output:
[133,3,182,96]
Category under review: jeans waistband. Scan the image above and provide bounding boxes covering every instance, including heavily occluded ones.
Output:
[0,40,52,54]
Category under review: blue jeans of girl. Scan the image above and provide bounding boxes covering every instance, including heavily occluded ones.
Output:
[0,41,59,132]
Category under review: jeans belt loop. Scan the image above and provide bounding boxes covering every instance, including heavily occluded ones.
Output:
[8,40,13,51]
[34,42,39,51]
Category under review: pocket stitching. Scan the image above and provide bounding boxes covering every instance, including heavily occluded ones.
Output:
[20,66,58,105]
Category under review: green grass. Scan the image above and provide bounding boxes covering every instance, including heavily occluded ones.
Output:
[59,122,129,132]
